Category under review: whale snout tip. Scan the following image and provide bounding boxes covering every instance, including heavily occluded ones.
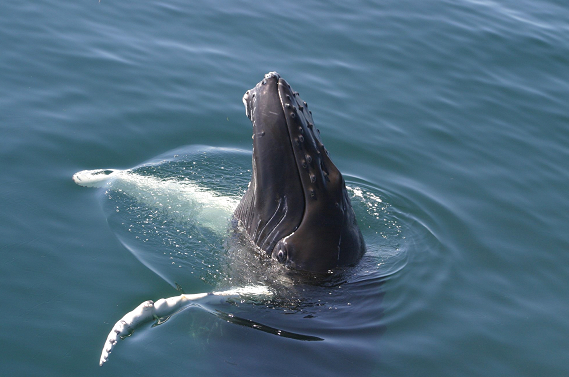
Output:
[242,72,283,119]
[264,71,280,80]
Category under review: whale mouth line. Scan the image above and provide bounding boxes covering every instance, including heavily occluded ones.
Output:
[277,83,310,209]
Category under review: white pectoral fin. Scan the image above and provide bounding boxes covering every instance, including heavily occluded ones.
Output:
[99,295,192,366]
[99,286,272,366]
[73,169,120,188]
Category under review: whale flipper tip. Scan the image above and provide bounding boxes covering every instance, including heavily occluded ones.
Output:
[73,169,119,188]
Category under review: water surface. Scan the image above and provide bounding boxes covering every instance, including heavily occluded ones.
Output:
[1,1,568,376]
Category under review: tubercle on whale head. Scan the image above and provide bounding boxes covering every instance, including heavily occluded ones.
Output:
[235,72,365,273]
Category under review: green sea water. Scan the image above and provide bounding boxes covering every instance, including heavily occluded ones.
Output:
[1,1,568,376]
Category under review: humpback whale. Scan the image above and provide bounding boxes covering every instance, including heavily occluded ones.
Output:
[75,72,366,365]
[235,72,365,272]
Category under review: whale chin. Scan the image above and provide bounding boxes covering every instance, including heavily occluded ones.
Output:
[234,72,365,273]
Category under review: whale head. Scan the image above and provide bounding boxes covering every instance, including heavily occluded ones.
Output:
[234,72,365,273]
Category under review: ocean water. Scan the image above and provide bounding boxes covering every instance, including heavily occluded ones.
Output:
[1,1,568,376]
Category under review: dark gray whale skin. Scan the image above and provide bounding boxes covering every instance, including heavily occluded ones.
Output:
[234,72,365,273]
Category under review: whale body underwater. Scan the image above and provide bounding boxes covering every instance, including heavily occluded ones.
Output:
[74,72,366,365]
